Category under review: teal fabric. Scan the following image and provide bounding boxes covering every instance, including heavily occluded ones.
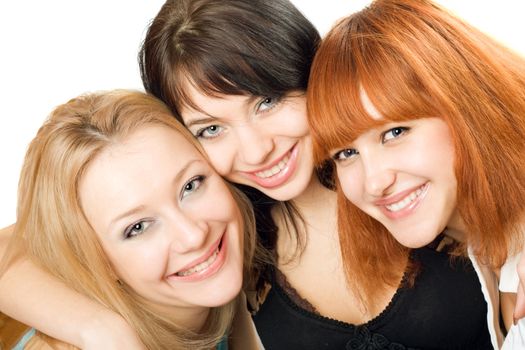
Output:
[216,336,228,350]
[12,328,36,350]
[11,328,229,349]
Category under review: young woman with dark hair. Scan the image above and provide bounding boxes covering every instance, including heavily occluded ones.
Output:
[0,0,497,348]
[135,1,492,348]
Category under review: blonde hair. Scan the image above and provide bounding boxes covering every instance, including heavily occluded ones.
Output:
[308,0,525,306]
[7,90,257,349]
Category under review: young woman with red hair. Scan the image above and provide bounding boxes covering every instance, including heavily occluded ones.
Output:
[308,0,525,347]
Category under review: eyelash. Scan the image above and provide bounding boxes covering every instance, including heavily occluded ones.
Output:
[124,220,153,239]
[332,126,410,162]
[193,96,281,139]
[332,148,358,162]
[180,175,206,199]
[382,126,409,142]
[256,96,280,113]
[195,125,223,140]
[122,176,206,239]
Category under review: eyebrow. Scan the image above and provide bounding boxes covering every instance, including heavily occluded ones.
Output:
[185,116,219,128]
[106,158,203,232]
[184,95,260,128]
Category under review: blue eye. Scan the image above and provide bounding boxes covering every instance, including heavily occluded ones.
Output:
[181,175,205,199]
[257,96,279,113]
[196,125,223,139]
[124,220,152,239]
[382,127,409,142]
[333,148,358,162]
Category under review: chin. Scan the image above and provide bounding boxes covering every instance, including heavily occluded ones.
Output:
[205,277,243,307]
[263,177,311,201]
[395,229,439,249]
[264,189,300,202]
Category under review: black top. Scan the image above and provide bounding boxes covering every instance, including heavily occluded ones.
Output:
[252,247,492,349]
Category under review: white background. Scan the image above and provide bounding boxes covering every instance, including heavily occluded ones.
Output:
[1,1,524,228]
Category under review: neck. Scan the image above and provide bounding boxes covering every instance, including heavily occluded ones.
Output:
[274,172,338,263]
[291,172,336,216]
[446,209,467,241]
[153,303,210,332]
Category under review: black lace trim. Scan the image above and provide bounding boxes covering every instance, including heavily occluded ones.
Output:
[346,326,418,350]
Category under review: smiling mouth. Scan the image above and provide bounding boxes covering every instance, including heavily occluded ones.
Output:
[255,154,291,179]
[385,183,428,212]
[174,237,223,277]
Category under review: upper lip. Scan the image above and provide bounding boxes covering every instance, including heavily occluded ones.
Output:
[373,184,426,206]
[243,145,295,174]
[171,234,223,275]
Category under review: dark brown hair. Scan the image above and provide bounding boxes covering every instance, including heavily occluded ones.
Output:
[139,0,320,117]
[139,0,321,267]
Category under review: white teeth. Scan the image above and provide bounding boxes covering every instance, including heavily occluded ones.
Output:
[385,187,424,212]
[255,155,290,179]
[176,247,219,277]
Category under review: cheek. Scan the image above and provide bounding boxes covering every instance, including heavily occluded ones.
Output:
[336,165,362,204]
[202,144,235,178]
[217,192,240,222]
[204,178,241,220]
[283,112,310,137]
[104,244,165,286]
[426,120,456,174]
[416,138,455,179]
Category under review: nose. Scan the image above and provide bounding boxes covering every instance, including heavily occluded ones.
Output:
[168,212,209,253]
[236,124,274,165]
[362,153,396,198]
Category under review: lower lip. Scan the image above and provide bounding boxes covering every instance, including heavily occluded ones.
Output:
[380,183,429,220]
[167,233,228,282]
[244,144,298,189]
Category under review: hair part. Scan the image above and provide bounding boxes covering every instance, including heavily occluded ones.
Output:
[308,0,525,304]
[139,0,320,119]
[7,90,258,349]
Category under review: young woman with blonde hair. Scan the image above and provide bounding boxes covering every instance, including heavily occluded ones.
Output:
[2,90,259,349]
[308,0,525,347]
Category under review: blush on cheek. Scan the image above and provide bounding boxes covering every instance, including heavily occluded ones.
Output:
[203,149,232,178]
[337,173,360,205]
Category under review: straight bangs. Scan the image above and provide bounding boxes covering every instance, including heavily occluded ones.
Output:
[167,51,283,116]
[311,0,525,268]
[309,6,444,166]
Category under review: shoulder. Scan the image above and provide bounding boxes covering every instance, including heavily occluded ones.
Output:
[500,252,521,292]
[409,247,481,298]
[230,292,265,350]
[24,331,77,350]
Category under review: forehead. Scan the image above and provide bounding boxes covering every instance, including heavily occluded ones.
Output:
[79,125,203,226]
[100,125,200,166]
[181,82,255,121]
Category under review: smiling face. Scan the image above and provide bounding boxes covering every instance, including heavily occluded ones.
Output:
[79,125,244,316]
[332,97,460,248]
[181,85,314,201]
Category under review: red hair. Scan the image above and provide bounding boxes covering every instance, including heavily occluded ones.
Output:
[308,0,525,305]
